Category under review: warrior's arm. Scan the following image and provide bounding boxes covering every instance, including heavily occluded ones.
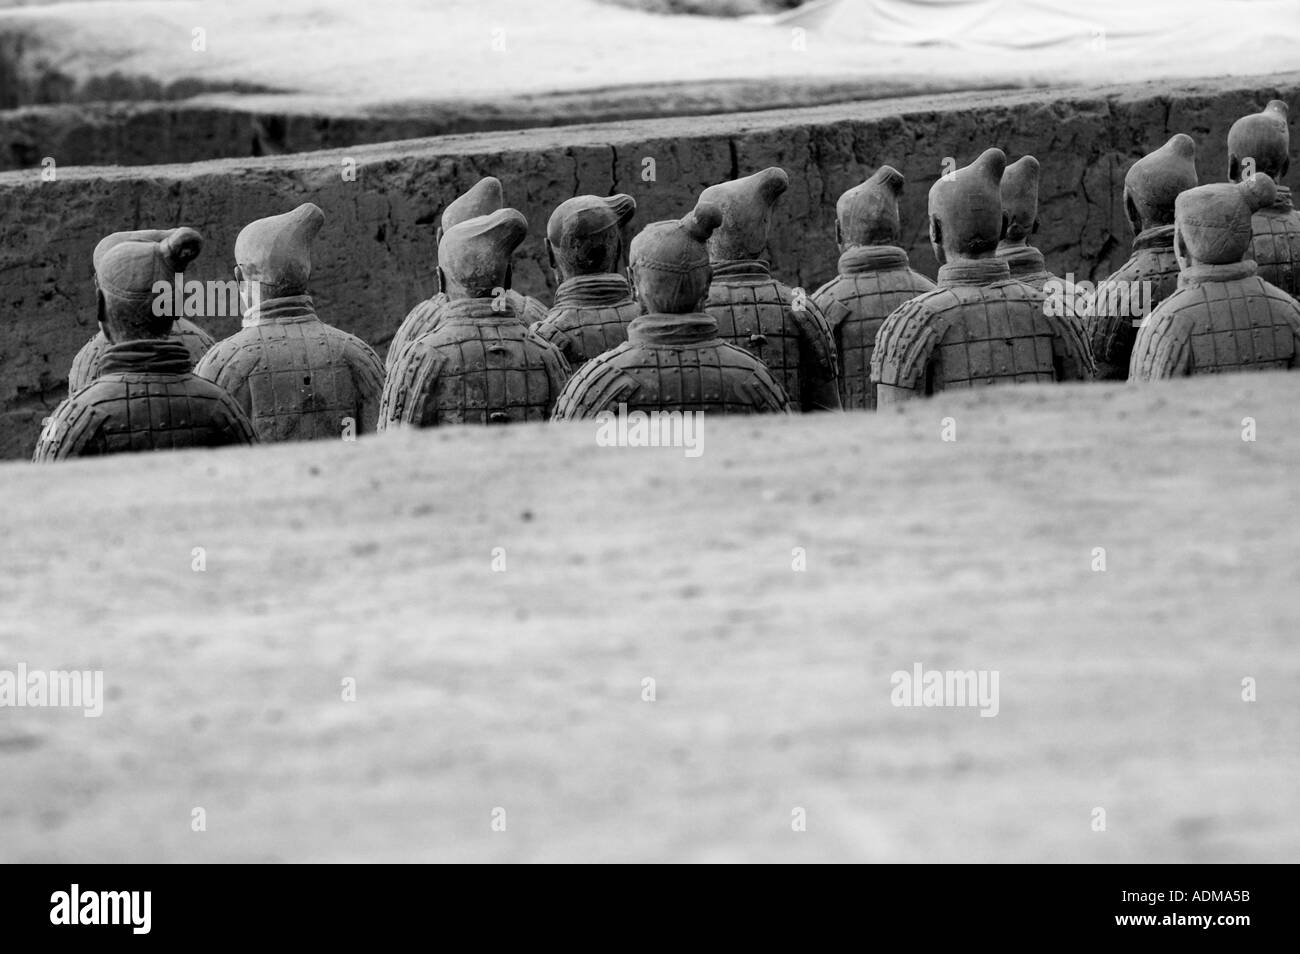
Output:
[551,359,633,421]
[378,339,437,430]
[386,296,444,370]
[395,345,449,428]
[748,370,794,414]
[793,297,842,411]
[215,392,260,445]
[521,296,550,327]
[1128,311,1191,380]
[532,319,579,369]
[1085,274,1139,380]
[32,399,107,461]
[68,335,106,394]
[808,282,846,332]
[346,336,386,434]
[871,299,937,403]
[1048,309,1097,382]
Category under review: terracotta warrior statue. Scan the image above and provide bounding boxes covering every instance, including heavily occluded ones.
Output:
[1227,100,1300,298]
[997,156,1059,291]
[810,166,935,409]
[696,167,840,411]
[1088,133,1198,380]
[553,205,790,419]
[379,209,570,427]
[386,176,549,369]
[194,203,384,441]
[531,194,641,369]
[68,228,216,392]
[1131,175,1300,379]
[34,230,256,460]
[871,148,1094,402]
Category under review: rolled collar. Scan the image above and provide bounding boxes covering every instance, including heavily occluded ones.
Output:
[1132,224,1176,252]
[710,259,773,281]
[937,258,1012,287]
[838,245,909,275]
[243,294,317,327]
[627,312,720,345]
[1270,185,1294,213]
[553,273,633,308]
[996,242,1046,278]
[1178,260,1258,287]
[98,338,193,375]
[438,296,518,322]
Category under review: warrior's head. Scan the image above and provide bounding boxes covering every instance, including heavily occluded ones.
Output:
[234,203,324,310]
[1124,133,1198,234]
[928,148,1006,266]
[1174,175,1276,269]
[696,167,788,262]
[546,193,637,281]
[836,165,905,250]
[94,228,203,343]
[999,155,1041,247]
[436,177,505,292]
[439,208,529,301]
[1228,100,1290,183]
[628,204,723,314]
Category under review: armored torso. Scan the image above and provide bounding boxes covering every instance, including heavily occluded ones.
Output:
[871,259,1094,401]
[379,298,570,428]
[34,338,256,460]
[552,313,790,419]
[1130,261,1300,379]
[194,296,384,442]
[811,246,935,410]
[704,259,839,411]
[69,318,214,393]
[1247,187,1300,299]
[386,289,548,369]
[532,274,641,371]
[1087,226,1182,380]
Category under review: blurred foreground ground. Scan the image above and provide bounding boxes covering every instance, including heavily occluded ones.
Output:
[1,375,1297,862]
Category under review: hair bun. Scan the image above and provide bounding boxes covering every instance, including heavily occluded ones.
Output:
[1168,133,1196,160]
[605,193,637,225]
[873,165,905,195]
[1238,172,1277,212]
[159,227,203,271]
[685,203,723,241]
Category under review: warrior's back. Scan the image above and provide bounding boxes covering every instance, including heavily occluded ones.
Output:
[533,300,641,371]
[383,314,569,427]
[874,280,1090,397]
[1131,274,1300,379]
[553,334,790,419]
[197,318,382,442]
[35,372,255,459]
[704,270,836,410]
[813,267,935,409]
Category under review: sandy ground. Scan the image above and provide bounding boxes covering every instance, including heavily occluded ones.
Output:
[2,0,1297,114]
[1,374,1297,863]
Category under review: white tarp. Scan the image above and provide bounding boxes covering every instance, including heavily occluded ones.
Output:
[768,0,1298,55]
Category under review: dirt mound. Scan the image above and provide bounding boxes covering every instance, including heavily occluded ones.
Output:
[2,373,1296,861]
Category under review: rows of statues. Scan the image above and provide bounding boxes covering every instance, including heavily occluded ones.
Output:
[31,99,1300,461]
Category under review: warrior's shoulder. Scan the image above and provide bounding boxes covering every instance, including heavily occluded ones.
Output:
[196,327,262,371]
[552,344,638,419]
